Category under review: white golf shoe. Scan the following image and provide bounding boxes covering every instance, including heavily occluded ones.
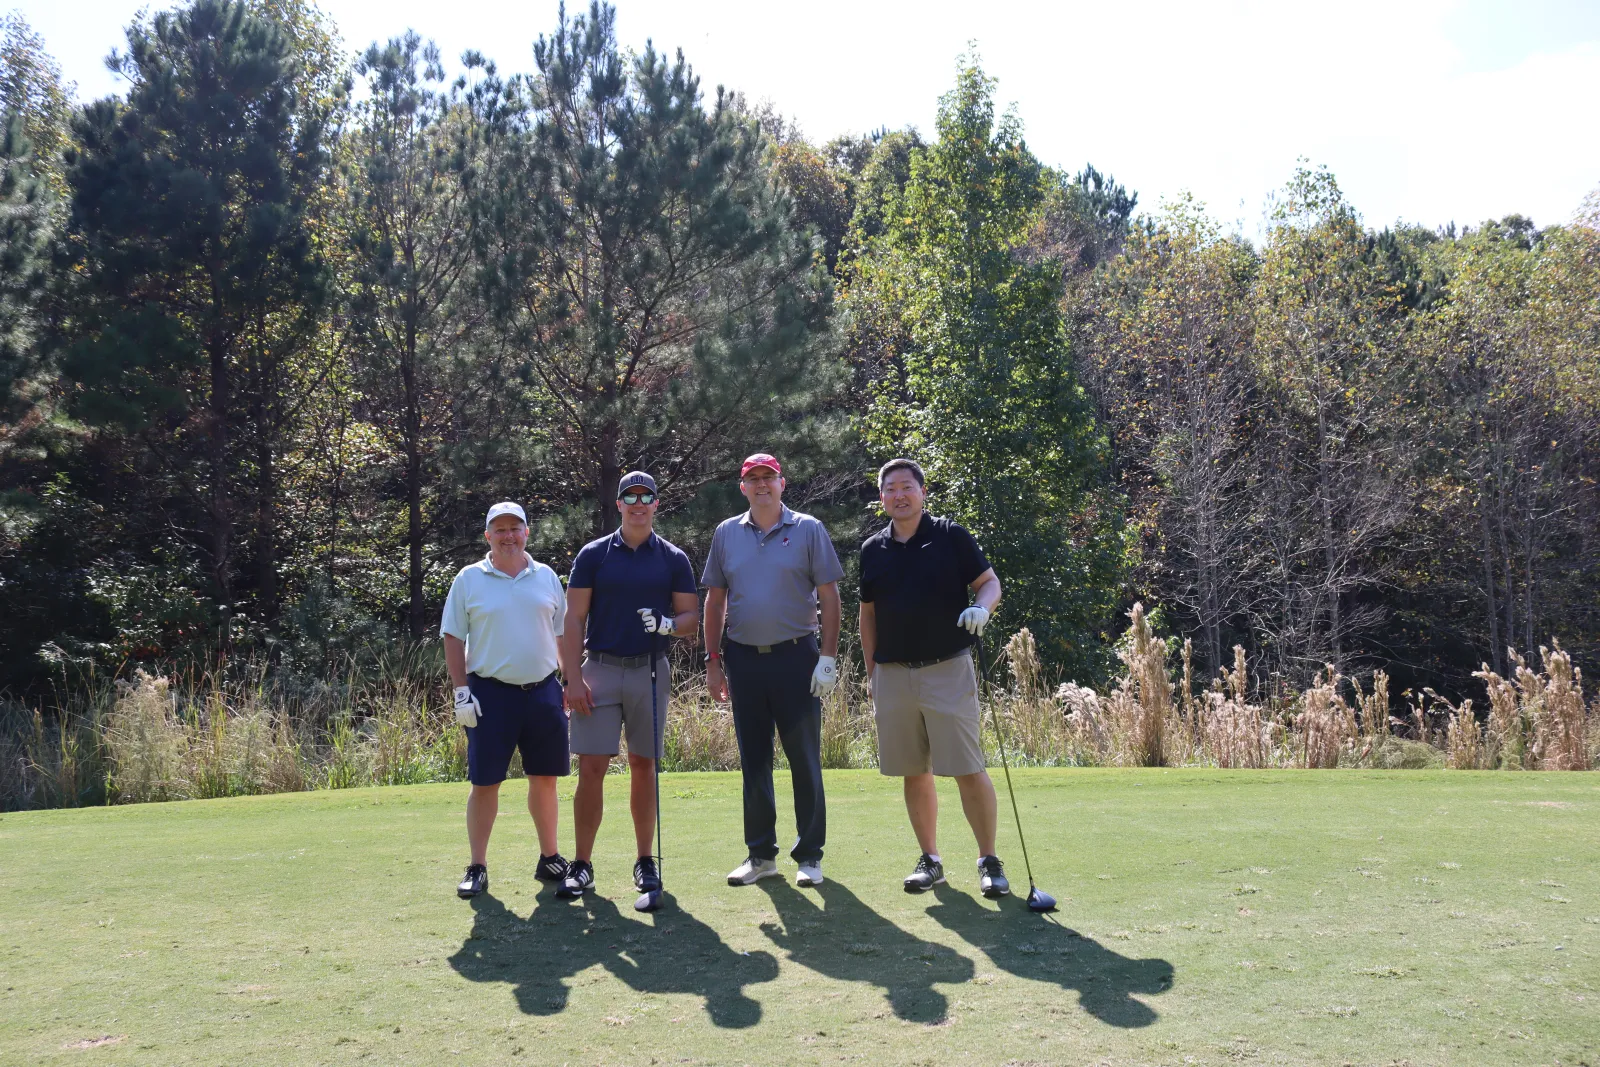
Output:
[795,861,824,887]
[726,857,781,885]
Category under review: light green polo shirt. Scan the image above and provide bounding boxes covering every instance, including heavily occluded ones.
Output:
[440,553,566,685]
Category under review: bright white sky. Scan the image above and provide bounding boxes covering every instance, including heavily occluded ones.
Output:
[16,0,1600,236]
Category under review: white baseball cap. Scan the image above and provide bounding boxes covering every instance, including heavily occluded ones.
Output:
[484,501,527,529]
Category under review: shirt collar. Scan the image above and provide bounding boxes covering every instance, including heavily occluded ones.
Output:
[740,505,797,530]
[478,552,536,579]
[609,528,658,552]
[882,512,932,544]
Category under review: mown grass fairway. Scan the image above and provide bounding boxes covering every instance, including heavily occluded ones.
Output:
[2,770,1596,1066]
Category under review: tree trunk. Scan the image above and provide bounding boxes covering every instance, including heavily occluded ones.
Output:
[1478,466,1501,674]
[594,421,621,537]
[208,333,233,648]
[403,323,424,640]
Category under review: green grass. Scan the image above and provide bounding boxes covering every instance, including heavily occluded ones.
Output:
[1,769,1597,1066]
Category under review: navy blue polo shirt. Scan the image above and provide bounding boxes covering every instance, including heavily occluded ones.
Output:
[568,530,697,657]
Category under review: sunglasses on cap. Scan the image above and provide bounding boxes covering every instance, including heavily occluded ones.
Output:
[620,490,657,505]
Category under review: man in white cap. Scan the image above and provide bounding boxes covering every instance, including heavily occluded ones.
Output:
[442,501,571,899]
[703,452,844,888]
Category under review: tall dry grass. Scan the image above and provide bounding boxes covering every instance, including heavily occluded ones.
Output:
[1474,644,1591,771]
[1296,666,1356,769]
[1202,646,1268,768]
[1105,604,1172,767]
[6,626,1595,810]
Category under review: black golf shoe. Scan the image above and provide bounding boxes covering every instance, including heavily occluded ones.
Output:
[978,855,1010,898]
[457,863,488,899]
[903,853,945,892]
[556,859,594,899]
[535,853,569,882]
[634,856,661,893]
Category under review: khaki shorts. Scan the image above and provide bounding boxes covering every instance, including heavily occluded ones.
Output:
[569,655,668,759]
[871,650,985,777]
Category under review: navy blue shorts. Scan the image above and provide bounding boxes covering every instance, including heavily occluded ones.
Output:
[466,673,570,785]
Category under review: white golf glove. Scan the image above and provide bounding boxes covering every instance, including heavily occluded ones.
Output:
[810,655,839,697]
[957,606,991,635]
[452,685,481,728]
[637,607,675,635]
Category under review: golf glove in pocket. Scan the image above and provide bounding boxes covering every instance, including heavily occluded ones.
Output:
[957,606,990,635]
[810,655,839,697]
[637,607,675,635]
[452,685,481,728]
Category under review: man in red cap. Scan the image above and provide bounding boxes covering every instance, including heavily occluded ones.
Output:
[702,452,844,888]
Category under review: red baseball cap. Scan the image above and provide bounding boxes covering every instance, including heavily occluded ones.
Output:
[740,452,782,478]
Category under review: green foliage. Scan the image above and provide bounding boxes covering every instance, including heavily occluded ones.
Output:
[0,110,51,421]
[467,1,841,544]
[861,58,1123,680]
[59,0,330,627]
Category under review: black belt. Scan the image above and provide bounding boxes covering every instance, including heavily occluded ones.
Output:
[885,648,970,670]
[587,651,666,669]
[470,671,558,691]
[727,635,812,654]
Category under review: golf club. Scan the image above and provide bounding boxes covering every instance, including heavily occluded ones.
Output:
[634,631,666,913]
[975,631,1058,913]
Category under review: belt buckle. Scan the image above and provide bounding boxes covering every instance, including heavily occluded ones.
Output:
[757,644,772,654]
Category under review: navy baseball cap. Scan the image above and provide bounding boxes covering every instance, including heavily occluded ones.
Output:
[617,471,657,496]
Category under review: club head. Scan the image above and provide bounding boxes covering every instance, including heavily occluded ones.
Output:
[633,889,665,913]
[1026,887,1057,913]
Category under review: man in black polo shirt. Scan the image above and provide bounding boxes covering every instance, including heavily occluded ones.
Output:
[859,458,1009,898]
[559,472,699,900]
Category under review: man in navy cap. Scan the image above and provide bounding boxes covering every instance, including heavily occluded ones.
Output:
[557,472,699,899]
[703,453,844,889]
[443,501,571,899]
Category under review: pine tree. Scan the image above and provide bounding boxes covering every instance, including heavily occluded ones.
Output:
[61,0,327,631]
[0,112,50,427]
[344,32,483,638]
[861,58,1123,679]
[470,2,836,539]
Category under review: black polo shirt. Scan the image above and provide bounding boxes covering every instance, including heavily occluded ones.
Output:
[860,513,991,664]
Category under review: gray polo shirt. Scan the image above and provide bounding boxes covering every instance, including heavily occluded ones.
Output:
[702,505,845,646]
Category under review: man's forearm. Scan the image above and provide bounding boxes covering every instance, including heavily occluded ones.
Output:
[703,590,726,654]
[974,575,1002,613]
[858,603,876,673]
[818,586,841,658]
[444,636,467,688]
[557,624,585,682]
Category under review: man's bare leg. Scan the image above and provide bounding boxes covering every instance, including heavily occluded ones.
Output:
[527,774,560,856]
[467,782,501,865]
[954,770,998,857]
[903,773,940,856]
[629,752,657,857]
[572,755,610,861]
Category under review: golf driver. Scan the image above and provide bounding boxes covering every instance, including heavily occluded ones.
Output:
[634,632,666,913]
[975,632,1058,913]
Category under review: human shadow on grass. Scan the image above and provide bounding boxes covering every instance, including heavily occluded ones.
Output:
[757,879,975,1023]
[447,886,778,1028]
[924,884,1173,1027]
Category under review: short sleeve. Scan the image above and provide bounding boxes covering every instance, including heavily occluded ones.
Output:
[700,525,727,588]
[808,520,846,586]
[548,568,567,637]
[440,571,469,640]
[568,543,599,589]
[669,548,697,595]
[951,523,991,586]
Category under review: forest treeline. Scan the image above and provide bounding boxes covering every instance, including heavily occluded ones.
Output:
[1,0,1596,711]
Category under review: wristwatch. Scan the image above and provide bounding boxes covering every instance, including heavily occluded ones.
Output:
[704,651,722,663]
